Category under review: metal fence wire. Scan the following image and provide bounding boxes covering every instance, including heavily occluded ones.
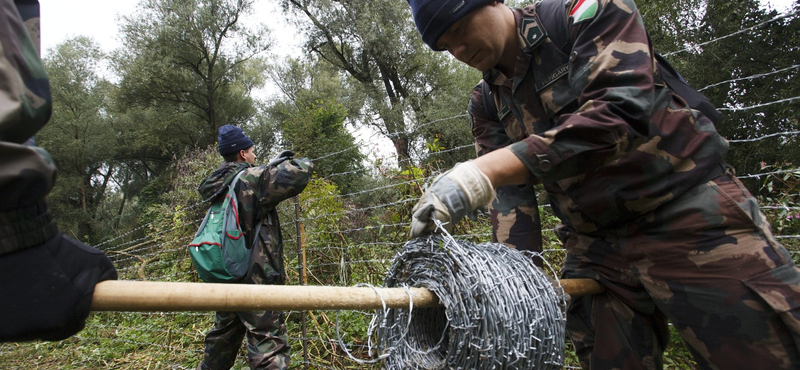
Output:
[362,224,567,370]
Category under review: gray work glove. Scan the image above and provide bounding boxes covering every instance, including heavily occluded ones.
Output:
[410,161,495,238]
[268,150,294,166]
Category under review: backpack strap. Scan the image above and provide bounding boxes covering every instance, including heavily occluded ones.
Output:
[480,79,514,123]
[226,169,263,249]
[480,79,499,121]
[248,222,262,250]
[534,0,721,123]
[653,52,722,123]
[534,0,571,55]
[228,169,246,194]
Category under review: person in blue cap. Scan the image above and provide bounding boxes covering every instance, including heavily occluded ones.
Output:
[195,125,314,370]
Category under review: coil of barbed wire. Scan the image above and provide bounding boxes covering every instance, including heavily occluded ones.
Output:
[374,226,567,369]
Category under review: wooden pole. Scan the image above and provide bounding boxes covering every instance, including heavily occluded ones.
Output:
[560,277,606,297]
[90,278,603,312]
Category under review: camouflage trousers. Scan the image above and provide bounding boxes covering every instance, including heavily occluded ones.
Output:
[198,309,289,370]
[561,172,800,369]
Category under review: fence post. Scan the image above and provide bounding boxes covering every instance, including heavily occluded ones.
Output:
[294,197,309,370]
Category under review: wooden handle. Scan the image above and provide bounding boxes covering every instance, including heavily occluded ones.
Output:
[90,278,604,312]
[558,278,605,296]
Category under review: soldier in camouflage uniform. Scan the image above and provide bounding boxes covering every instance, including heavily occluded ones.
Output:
[196,125,313,370]
[406,0,800,369]
[0,0,118,342]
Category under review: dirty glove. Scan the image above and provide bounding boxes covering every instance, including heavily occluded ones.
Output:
[268,150,295,166]
[410,161,495,238]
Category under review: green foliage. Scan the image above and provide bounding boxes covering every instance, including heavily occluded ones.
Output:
[281,100,366,193]
[646,0,800,198]
[282,0,480,164]
[39,36,120,243]
[758,163,800,253]
[115,0,270,148]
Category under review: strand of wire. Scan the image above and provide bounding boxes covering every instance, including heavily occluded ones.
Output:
[719,95,800,112]
[738,168,800,179]
[698,64,800,92]
[93,201,208,250]
[728,130,800,143]
[308,114,470,164]
[663,9,800,57]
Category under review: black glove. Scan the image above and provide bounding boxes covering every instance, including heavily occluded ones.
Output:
[268,150,295,166]
[0,232,118,342]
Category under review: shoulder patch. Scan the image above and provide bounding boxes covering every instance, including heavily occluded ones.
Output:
[569,0,598,24]
[520,17,546,51]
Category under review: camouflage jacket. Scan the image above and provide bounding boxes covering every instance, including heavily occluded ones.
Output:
[0,0,58,255]
[470,0,729,235]
[197,158,313,284]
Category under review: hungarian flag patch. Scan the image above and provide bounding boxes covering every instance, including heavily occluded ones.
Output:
[569,0,598,24]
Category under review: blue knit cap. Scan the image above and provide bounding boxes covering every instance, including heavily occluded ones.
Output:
[407,0,502,51]
[217,125,254,156]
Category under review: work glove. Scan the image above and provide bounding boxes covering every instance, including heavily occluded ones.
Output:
[0,232,118,342]
[410,161,495,238]
[268,150,295,166]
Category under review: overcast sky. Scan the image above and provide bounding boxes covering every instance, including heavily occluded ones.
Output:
[39,0,293,57]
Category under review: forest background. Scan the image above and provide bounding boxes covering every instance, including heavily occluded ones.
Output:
[1,0,799,369]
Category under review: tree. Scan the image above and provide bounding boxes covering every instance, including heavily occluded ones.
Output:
[115,0,272,149]
[693,0,799,192]
[39,36,119,242]
[268,57,365,193]
[281,0,480,167]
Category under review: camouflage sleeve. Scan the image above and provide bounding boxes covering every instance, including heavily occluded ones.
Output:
[0,0,51,143]
[507,0,654,182]
[470,83,543,253]
[241,157,314,214]
[0,0,58,254]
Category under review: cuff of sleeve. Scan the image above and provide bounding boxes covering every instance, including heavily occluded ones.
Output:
[508,139,558,185]
[0,201,58,256]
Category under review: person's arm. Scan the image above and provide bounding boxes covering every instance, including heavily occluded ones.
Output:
[468,82,529,188]
[473,148,527,187]
[253,155,314,211]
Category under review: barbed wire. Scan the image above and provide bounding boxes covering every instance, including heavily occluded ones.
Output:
[738,168,800,179]
[663,9,800,57]
[728,130,800,143]
[379,229,566,369]
[699,64,800,92]
[719,95,800,112]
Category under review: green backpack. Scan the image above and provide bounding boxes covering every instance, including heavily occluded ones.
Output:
[189,171,260,283]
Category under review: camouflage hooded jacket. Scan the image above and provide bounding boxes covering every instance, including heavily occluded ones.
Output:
[470,0,729,235]
[197,157,313,284]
